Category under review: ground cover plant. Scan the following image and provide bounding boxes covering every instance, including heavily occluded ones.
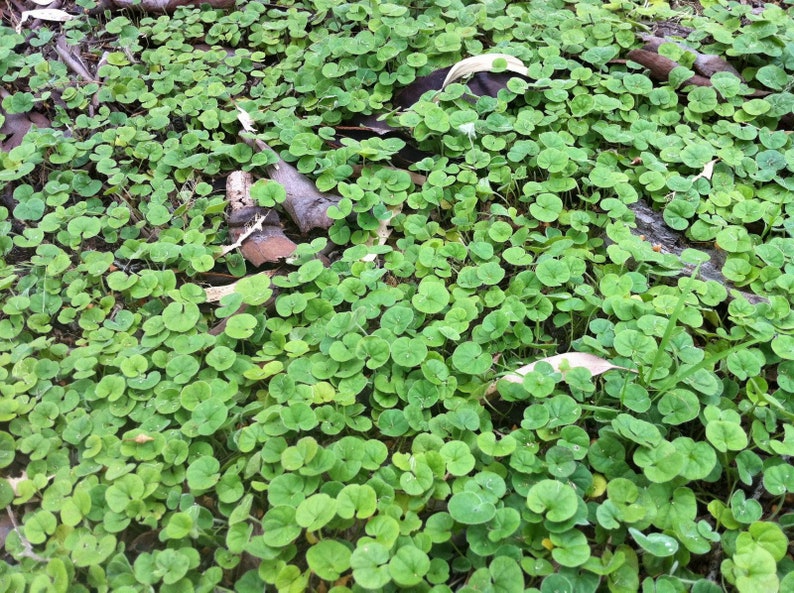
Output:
[1,0,794,591]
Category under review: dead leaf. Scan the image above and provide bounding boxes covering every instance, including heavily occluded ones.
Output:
[486,352,635,396]
[0,510,13,551]
[361,205,402,263]
[0,108,50,152]
[441,53,529,89]
[15,9,76,32]
[639,35,742,80]
[129,433,154,444]
[5,472,28,497]
[692,159,718,183]
[235,105,256,134]
[234,223,297,266]
[204,271,275,303]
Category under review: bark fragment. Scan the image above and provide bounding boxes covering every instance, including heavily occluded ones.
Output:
[224,171,297,266]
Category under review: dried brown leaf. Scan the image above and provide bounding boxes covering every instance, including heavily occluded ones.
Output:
[486,353,635,396]
[15,8,75,32]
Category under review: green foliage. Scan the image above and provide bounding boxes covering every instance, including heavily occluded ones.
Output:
[2,0,794,592]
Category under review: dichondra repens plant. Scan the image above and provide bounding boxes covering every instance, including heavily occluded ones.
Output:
[1,1,794,592]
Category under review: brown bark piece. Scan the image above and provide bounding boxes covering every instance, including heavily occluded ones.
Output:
[225,171,296,265]
[639,35,742,79]
[236,112,342,234]
[264,162,340,234]
[626,49,714,87]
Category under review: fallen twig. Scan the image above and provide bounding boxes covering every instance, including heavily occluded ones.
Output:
[55,36,95,83]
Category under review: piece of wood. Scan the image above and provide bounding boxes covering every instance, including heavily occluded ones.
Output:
[223,171,297,265]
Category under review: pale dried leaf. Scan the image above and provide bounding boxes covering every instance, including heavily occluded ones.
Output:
[227,170,253,210]
[441,53,528,89]
[506,352,634,379]
[204,271,275,303]
[362,205,402,262]
[236,105,257,134]
[486,352,635,396]
[130,434,154,444]
[692,158,718,182]
[5,472,27,497]
[15,9,76,32]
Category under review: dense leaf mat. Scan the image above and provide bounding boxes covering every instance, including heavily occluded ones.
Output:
[1,0,794,592]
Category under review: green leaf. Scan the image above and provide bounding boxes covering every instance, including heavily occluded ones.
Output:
[351,543,391,589]
[295,493,337,531]
[162,302,201,332]
[250,180,286,206]
[388,545,430,587]
[628,528,679,557]
[730,546,778,593]
[439,441,476,476]
[451,342,492,375]
[530,193,563,222]
[526,479,578,522]
[307,540,352,581]
[186,456,220,491]
[706,420,748,452]
[224,313,258,339]
[261,506,301,547]
[448,491,496,525]
[412,277,450,314]
[550,529,591,567]
[189,398,228,436]
[336,484,377,519]
[390,336,428,367]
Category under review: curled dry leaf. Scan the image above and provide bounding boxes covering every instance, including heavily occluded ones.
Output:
[130,434,154,444]
[15,8,76,32]
[692,158,718,183]
[5,472,28,497]
[361,205,402,263]
[441,53,529,89]
[486,353,634,396]
[55,36,95,82]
